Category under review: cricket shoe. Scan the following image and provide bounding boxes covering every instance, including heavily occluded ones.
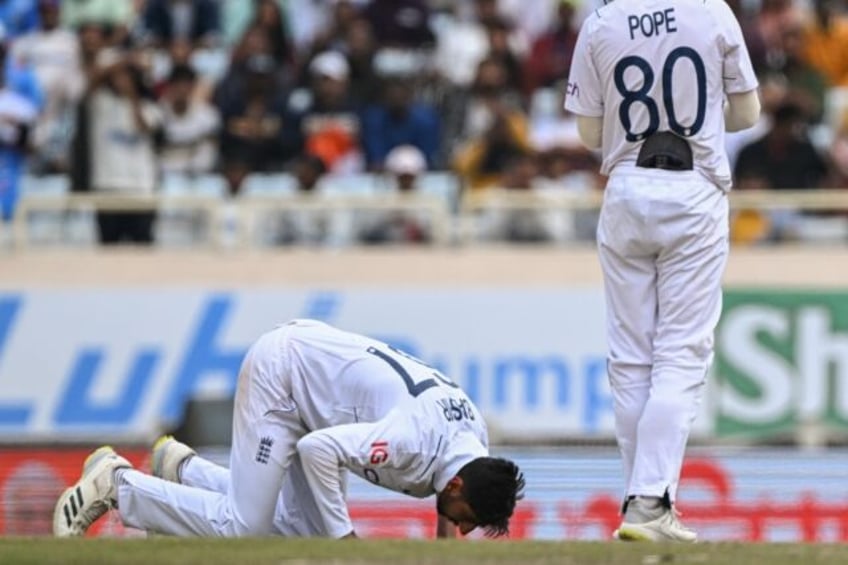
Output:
[616,497,697,542]
[53,446,132,537]
[151,435,195,483]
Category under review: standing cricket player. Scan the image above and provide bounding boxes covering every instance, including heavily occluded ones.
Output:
[565,0,760,542]
[53,320,524,539]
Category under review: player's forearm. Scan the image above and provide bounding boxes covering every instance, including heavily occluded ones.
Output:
[296,432,356,539]
[436,514,458,539]
[724,90,761,132]
[576,115,603,150]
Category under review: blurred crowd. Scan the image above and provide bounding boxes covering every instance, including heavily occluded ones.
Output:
[0,0,847,245]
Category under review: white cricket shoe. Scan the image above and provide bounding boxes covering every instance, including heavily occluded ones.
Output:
[616,498,697,542]
[53,446,132,537]
[151,435,195,483]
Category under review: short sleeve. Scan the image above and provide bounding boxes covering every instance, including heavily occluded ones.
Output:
[716,1,759,94]
[564,17,604,118]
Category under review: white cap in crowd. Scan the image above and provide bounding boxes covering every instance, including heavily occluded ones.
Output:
[385,145,427,176]
[309,50,350,81]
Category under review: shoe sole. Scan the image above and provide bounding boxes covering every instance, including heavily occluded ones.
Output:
[617,525,697,543]
[616,527,657,542]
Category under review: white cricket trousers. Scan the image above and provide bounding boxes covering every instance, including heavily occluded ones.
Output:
[117,326,316,536]
[597,168,728,504]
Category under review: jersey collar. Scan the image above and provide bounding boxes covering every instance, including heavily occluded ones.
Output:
[432,432,488,492]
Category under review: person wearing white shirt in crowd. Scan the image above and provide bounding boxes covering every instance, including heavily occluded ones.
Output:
[283,0,371,53]
[10,0,82,172]
[432,0,493,88]
[158,63,220,175]
[54,319,525,539]
[358,144,433,244]
[88,52,163,244]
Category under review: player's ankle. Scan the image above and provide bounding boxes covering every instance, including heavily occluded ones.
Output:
[633,495,662,509]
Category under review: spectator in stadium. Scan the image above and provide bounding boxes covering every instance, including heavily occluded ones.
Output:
[147,37,216,102]
[284,0,369,54]
[496,0,558,45]
[451,58,530,191]
[444,56,524,158]
[735,100,829,192]
[523,0,578,98]
[159,63,220,175]
[479,151,559,244]
[3,461,64,535]
[289,50,364,174]
[363,0,435,49]
[0,0,40,40]
[802,0,848,87]
[485,18,524,96]
[528,88,583,153]
[342,17,380,107]
[68,22,106,194]
[226,20,290,82]
[759,15,828,124]
[220,1,291,60]
[726,0,769,75]
[527,84,604,221]
[2,22,43,109]
[0,39,38,225]
[302,0,363,64]
[828,112,848,188]
[536,145,604,242]
[247,0,293,67]
[361,76,440,170]
[275,153,339,246]
[215,31,294,193]
[11,0,83,173]
[61,0,135,46]
[733,100,829,242]
[292,153,327,194]
[537,146,601,185]
[141,0,220,49]
[358,144,433,244]
[87,53,162,244]
[431,0,495,89]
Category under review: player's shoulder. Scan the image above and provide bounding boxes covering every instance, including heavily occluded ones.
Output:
[588,0,735,18]
[583,0,738,38]
[698,0,740,20]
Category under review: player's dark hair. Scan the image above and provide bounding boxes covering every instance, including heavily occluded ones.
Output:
[457,457,525,537]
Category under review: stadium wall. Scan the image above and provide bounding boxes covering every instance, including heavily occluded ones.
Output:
[3,246,848,287]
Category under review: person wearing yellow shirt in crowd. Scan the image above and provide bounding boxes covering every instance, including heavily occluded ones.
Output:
[452,101,530,191]
[802,0,848,86]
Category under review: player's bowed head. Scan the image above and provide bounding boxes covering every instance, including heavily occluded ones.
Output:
[436,457,526,537]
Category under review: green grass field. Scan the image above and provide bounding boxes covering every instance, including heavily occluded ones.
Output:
[1,538,848,565]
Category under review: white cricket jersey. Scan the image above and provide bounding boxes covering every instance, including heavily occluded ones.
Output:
[296,385,489,538]
[564,0,758,190]
[259,319,425,430]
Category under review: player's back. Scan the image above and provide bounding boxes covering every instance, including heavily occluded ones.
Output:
[572,0,748,189]
[280,319,468,432]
